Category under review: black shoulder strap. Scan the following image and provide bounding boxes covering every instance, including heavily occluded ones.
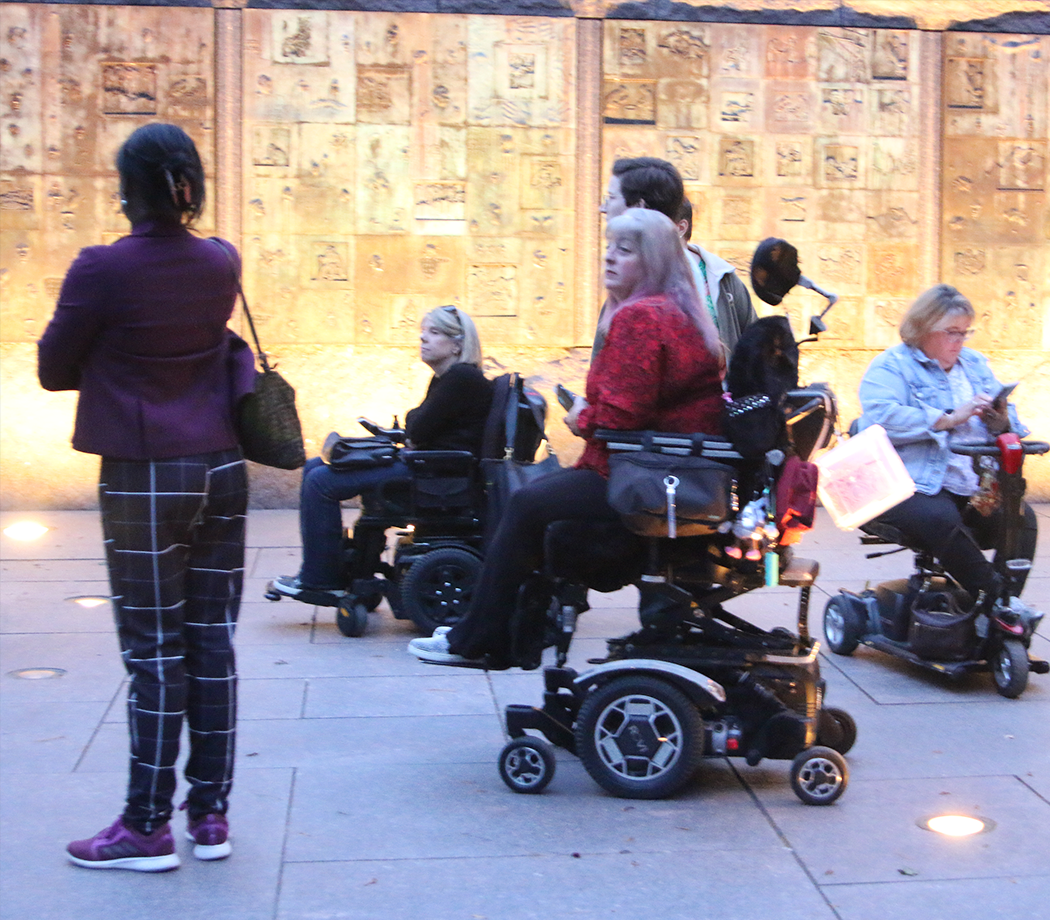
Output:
[209,237,270,372]
[503,374,520,459]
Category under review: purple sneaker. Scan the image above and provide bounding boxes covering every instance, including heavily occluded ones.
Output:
[67,817,180,872]
[185,813,231,860]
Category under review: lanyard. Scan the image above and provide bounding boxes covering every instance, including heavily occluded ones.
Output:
[696,257,720,328]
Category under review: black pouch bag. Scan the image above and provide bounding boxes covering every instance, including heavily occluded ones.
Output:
[908,591,976,661]
[321,432,397,470]
[606,451,734,538]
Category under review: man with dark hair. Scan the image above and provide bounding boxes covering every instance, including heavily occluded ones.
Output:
[676,197,757,355]
[594,157,755,359]
[601,157,684,222]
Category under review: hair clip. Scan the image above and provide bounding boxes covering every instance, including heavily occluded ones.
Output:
[164,169,193,208]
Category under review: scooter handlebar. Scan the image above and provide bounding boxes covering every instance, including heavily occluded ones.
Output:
[950,439,1049,457]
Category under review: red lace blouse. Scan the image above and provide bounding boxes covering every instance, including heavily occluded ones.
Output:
[576,294,724,477]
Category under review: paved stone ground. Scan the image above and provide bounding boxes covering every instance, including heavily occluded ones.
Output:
[1,506,1048,920]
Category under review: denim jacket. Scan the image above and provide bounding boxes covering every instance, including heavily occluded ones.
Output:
[858,343,1026,495]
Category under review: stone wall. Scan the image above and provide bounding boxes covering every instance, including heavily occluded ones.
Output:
[1,1,1048,508]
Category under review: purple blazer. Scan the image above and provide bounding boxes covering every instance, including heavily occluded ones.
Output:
[38,220,257,460]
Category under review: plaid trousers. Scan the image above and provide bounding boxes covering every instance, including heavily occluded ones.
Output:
[99,449,247,834]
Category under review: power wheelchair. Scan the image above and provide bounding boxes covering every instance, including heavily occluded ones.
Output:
[495,386,854,805]
[264,374,549,638]
[489,239,855,804]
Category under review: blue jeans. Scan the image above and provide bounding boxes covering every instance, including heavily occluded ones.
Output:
[297,455,410,587]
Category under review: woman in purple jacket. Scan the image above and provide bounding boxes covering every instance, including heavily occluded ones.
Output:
[39,124,254,872]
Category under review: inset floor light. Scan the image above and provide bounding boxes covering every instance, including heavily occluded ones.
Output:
[3,521,49,541]
[919,814,994,836]
[10,668,66,680]
[67,595,110,608]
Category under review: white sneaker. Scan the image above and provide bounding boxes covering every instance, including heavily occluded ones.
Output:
[407,632,480,665]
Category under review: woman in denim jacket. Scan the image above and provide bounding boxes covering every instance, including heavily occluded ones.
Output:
[857,284,1036,606]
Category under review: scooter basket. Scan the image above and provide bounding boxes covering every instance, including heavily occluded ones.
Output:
[908,592,975,661]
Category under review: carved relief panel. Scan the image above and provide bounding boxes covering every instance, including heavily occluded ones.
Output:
[942,34,1048,351]
[243,12,576,346]
[602,23,926,347]
[0,4,214,344]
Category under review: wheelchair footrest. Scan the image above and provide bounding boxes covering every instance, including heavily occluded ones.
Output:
[779,557,819,587]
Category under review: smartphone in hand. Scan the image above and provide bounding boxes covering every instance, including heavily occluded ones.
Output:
[555,383,577,411]
[993,382,1018,408]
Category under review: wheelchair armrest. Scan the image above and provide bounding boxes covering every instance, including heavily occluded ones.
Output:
[400,450,476,477]
[400,450,478,513]
[594,429,743,462]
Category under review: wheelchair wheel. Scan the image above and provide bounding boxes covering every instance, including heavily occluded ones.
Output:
[991,638,1028,699]
[574,675,704,800]
[817,706,857,755]
[823,595,862,656]
[498,737,556,794]
[399,547,482,634]
[789,745,848,805]
[336,599,368,638]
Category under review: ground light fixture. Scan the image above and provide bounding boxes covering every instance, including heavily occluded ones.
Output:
[10,668,67,680]
[66,595,110,608]
[918,814,995,836]
[3,521,49,541]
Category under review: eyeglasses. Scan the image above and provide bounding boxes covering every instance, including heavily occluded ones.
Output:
[935,328,975,342]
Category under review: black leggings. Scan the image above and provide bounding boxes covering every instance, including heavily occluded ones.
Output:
[874,490,1037,600]
[447,468,621,663]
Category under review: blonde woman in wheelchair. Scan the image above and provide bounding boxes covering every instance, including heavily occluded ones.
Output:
[272,305,491,599]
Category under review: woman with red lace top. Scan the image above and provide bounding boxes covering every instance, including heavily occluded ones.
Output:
[410,209,724,668]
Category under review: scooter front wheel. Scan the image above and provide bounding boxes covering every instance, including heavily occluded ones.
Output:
[992,638,1029,699]
[823,595,862,656]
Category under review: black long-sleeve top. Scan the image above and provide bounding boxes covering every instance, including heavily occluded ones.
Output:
[405,363,493,455]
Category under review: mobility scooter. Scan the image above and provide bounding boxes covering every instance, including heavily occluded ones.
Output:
[494,239,856,805]
[823,433,1048,698]
[265,374,550,637]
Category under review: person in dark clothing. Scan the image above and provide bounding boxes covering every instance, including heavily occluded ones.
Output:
[676,197,757,356]
[39,123,254,871]
[409,209,724,668]
[272,305,492,596]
